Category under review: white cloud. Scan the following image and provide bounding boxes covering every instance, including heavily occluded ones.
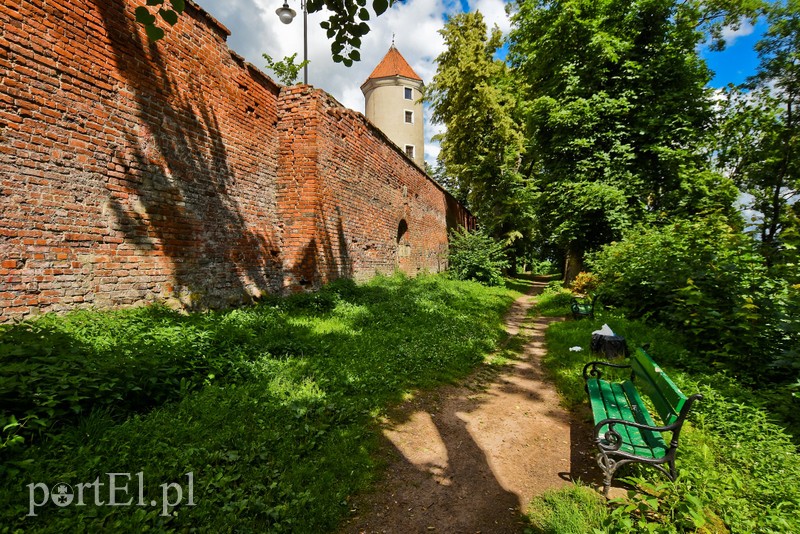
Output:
[198,0,486,167]
[469,0,511,36]
[202,0,449,108]
[720,19,754,47]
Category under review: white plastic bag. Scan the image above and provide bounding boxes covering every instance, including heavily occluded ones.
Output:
[591,324,615,337]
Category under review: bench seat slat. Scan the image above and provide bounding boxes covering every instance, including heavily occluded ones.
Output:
[590,380,636,449]
[607,382,650,449]
[586,378,666,459]
[621,380,668,458]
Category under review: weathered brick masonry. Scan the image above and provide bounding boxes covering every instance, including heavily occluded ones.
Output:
[0,0,473,323]
[278,87,473,288]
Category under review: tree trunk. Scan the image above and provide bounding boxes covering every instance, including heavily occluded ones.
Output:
[563,247,583,286]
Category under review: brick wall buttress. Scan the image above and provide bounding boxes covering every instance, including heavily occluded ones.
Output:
[277,88,475,288]
[1,0,284,322]
[276,85,324,290]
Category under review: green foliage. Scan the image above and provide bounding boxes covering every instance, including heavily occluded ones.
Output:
[0,274,515,531]
[427,12,534,248]
[689,0,768,52]
[447,227,510,286]
[135,0,395,65]
[716,84,800,272]
[534,281,574,318]
[569,272,598,296]
[263,53,309,85]
[715,0,800,270]
[588,214,800,380]
[535,311,800,532]
[753,0,800,93]
[0,305,239,455]
[599,476,723,533]
[674,379,800,532]
[526,258,558,276]
[526,483,608,533]
[134,0,184,41]
[507,0,749,265]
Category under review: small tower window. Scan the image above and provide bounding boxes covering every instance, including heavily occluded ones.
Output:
[404,87,413,100]
[405,145,415,158]
[404,110,413,124]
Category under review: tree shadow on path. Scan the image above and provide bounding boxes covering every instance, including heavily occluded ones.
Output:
[340,279,593,533]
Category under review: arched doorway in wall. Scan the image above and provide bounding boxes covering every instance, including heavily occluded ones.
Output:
[397,219,411,272]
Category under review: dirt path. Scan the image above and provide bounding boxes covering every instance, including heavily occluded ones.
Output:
[340,280,599,533]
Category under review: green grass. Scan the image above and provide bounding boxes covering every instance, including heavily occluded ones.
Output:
[0,274,517,532]
[504,274,537,296]
[526,302,800,533]
[525,484,607,534]
[532,281,574,317]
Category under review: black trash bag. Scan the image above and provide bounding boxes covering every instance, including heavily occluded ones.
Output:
[591,333,629,359]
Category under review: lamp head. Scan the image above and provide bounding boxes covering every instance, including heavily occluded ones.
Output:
[276,2,297,24]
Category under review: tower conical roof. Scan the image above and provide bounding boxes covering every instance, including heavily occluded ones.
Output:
[364,46,422,82]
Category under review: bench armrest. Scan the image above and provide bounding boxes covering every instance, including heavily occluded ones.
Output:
[594,418,682,452]
[595,417,679,435]
[594,393,703,452]
[582,360,631,382]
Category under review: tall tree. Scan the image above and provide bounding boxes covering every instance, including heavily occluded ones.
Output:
[717,86,800,269]
[507,0,755,280]
[426,12,534,255]
[717,0,800,270]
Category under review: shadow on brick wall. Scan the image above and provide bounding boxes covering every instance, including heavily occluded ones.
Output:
[318,205,354,284]
[93,1,282,309]
[288,208,353,289]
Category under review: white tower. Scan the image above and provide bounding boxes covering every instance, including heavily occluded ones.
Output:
[361,45,425,168]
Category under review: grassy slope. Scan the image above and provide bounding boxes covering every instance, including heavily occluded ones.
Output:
[0,274,529,533]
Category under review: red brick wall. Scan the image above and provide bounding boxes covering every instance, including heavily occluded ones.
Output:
[278,88,473,287]
[0,0,473,322]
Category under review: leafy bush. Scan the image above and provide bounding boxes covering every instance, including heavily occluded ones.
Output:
[0,304,284,456]
[527,257,559,275]
[588,214,799,380]
[447,227,509,286]
[569,271,598,296]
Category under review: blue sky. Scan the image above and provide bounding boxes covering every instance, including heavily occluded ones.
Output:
[702,20,767,87]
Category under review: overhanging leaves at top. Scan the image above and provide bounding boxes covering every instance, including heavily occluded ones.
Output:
[134,0,397,65]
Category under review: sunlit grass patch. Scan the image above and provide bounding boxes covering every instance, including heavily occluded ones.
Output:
[526,483,607,534]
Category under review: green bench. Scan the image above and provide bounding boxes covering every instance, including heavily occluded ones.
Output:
[582,348,702,496]
[571,294,597,320]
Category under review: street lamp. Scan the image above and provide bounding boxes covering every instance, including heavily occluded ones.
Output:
[275,1,308,85]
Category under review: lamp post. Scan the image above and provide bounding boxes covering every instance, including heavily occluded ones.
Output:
[275,0,308,85]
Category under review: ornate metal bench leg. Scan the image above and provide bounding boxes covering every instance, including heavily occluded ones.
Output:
[667,459,678,481]
[596,453,616,497]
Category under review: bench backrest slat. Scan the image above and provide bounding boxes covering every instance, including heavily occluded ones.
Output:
[630,348,687,425]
